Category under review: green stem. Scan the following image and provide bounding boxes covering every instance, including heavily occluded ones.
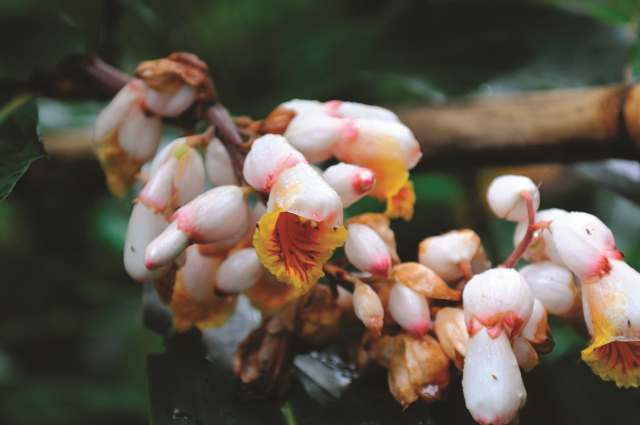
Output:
[0,93,35,124]
[281,401,297,425]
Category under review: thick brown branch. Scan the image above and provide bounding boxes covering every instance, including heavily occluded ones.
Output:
[395,84,640,169]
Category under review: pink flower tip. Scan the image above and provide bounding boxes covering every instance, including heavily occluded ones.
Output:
[408,319,430,338]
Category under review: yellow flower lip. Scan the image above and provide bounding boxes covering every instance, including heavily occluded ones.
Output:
[253,210,348,292]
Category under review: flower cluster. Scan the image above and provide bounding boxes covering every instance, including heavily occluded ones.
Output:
[94,53,640,425]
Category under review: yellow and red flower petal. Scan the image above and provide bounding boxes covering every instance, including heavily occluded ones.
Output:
[243,270,303,316]
[253,210,348,292]
[169,272,237,332]
[385,180,415,221]
[583,341,640,388]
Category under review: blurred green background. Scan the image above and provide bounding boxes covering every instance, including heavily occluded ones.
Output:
[3,0,640,424]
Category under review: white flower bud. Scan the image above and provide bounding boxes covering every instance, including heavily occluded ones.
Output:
[280,99,322,114]
[487,175,540,222]
[462,328,527,425]
[144,85,197,117]
[283,108,345,163]
[344,224,391,277]
[463,268,534,340]
[180,247,225,304]
[353,281,384,334]
[205,137,235,186]
[243,134,307,192]
[94,81,142,142]
[521,299,547,342]
[140,157,178,212]
[351,119,422,169]
[549,212,622,282]
[513,335,538,372]
[322,163,375,207]
[418,229,482,282]
[514,208,568,263]
[118,105,162,162]
[214,248,264,294]
[174,148,206,207]
[389,284,430,337]
[519,261,579,316]
[268,162,343,228]
[324,100,399,122]
[123,202,170,282]
[145,186,248,269]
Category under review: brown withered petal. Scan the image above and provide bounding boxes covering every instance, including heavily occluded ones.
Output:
[433,307,468,371]
[351,330,396,375]
[136,52,216,101]
[93,131,145,198]
[233,311,295,401]
[248,105,297,135]
[399,333,451,403]
[388,335,419,409]
[392,262,461,301]
[529,309,556,355]
[153,263,177,305]
[346,213,401,265]
[353,281,384,335]
[281,285,343,348]
[369,281,399,330]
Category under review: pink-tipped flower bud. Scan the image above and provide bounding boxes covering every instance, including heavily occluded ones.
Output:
[389,284,430,337]
[93,81,142,142]
[144,85,197,117]
[214,248,264,294]
[519,261,580,317]
[463,268,534,341]
[324,100,399,122]
[344,223,392,277]
[205,137,235,186]
[144,186,248,269]
[514,208,568,263]
[462,327,527,425]
[549,212,622,283]
[117,105,163,162]
[322,163,375,208]
[123,202,170,282]
[283,108,346,163]
[487,175,540,222]
[180,246,225,304]
[353,281,384,335]
[243,134,307,192]
[418,229,483,282]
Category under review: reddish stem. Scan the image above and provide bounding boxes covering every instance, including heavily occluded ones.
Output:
[500,190,536,269]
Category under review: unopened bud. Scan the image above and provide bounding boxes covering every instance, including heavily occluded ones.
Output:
[179,246,225,304]
[353,281,384,334]
[486,175,540,222]
[124,202,170,282]
[549,212,621,282]
[145,186,248,269]
[243,134,307,192]
[519,261,580,316]
[346,213,400,265]
[118,105,162,162]
[324,100,399,122]
[514,208,568,263]
[144,84,197,117]
[215,248,264,294]
[513,335,538,372]
[344,224,392,277]
[322,163,375,207]
[205,137,235,186]
[418,229,482,282]
[521,299,554,354]
[433,307,468,371]
[389,284,430,337]
[283,108,345,163]
[391,262,461,301]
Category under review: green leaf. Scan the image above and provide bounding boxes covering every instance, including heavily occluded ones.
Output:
[0,81,46,203]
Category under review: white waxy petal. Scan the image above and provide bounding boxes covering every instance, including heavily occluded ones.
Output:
[322,163,375,207]
[269,162,344,228]
[521,299,546,342]
[149,137,187,179]
[215,248,264,294]
[486,175,540,222]
[144,220,190,270]
[139,157,178,212]
[94,81,142,141]
[180,247,225,304]
[513,208,568,264]
[462,328,527,425]
[205,137,235,186]
[418,230,481,282]
[145,85,197,117]
[519,261,578,316]
[513,335,539,371]
[283,108,346,163]
[324,100,399,122]
[280,99,322,114]
[549,212,619,282]
[344,223,391,277]
[243,134,307,192]
[463,268,534,339]
[118,106,162,162]
[352,119,422,169]
[352,281,384,334]
[123,202,170,282]
[389,284,430,337]
[174,148,206,207]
